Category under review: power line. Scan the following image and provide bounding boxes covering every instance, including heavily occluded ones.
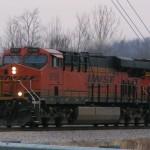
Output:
[111,0,142,41]
[115,0,145,40]
[126,0,150,36]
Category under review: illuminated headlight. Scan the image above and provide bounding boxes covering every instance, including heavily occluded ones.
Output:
[12,67,16,71]
[18,92,23,97]
[12,70,16,74]
[12,67,17,74]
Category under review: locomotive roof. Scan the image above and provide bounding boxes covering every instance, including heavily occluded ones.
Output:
[44,49,63,58]
[116,56,133,61]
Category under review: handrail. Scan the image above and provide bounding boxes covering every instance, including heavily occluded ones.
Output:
[142,87,148,95]
[18,80,36,107]
[30,80,40,100]
[30,80,41,110]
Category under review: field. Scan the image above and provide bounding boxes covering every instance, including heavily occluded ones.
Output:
[50,138,150,149]
[0,129,150,150]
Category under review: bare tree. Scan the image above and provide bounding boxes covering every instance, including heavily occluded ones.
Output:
[92,5,119,40]
[0,18,22,49]
[87,5,120,54]
[71,13,90,52]
[71,5,120,54]
[0,8,42,50]
[0,37,8,51]
[137,39,150,59]
[0,5,121,54]
[18,8,42,46]
[42,17,71,50]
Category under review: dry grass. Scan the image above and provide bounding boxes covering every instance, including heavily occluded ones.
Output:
[50,138,150,150]
[114,138,150,150]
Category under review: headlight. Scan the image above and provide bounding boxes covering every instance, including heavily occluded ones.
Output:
[12,67,16,71]
[18,92,23,97]
[12,70,16,74]
[12,67,17,74]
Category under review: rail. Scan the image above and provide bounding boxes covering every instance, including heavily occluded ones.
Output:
[0,142,122,150]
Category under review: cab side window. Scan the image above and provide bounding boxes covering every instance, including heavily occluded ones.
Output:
[52,56,62,67]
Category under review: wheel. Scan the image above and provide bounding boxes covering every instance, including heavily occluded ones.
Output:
[144,115,149,126]
[124,118,129,126]
[124,115,130,127]
[104,124,108,127]
[134,118,139,126]
[144,121,148,126]
[42,118,48,128]
[55,118,62,127]
[29,123,39,128]
[114,123,119,127]
[93,123,98,127]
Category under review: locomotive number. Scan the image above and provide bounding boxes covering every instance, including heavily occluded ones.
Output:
[50,73,59,81]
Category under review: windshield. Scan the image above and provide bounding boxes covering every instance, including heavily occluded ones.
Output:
[24,55,47,69]
[3,55,22,65]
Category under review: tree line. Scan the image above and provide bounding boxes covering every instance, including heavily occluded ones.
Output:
[0,6,149,59]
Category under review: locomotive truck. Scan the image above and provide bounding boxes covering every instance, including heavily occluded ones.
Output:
[0,47,150,127]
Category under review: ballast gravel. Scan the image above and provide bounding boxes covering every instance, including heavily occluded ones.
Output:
[0,129,149,146]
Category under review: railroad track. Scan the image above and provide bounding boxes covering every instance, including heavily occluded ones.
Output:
[0,124,150,132]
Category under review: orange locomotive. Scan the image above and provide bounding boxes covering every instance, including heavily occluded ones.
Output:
[0,47,150,127]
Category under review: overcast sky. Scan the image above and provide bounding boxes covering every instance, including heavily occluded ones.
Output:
[0,0,149,40]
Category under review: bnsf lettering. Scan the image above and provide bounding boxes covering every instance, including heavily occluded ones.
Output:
[0,76,35,80]
[0,76,13,80]
[88,75,113,83]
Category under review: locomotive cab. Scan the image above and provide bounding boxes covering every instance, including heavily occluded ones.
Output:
[0,47,64,127]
